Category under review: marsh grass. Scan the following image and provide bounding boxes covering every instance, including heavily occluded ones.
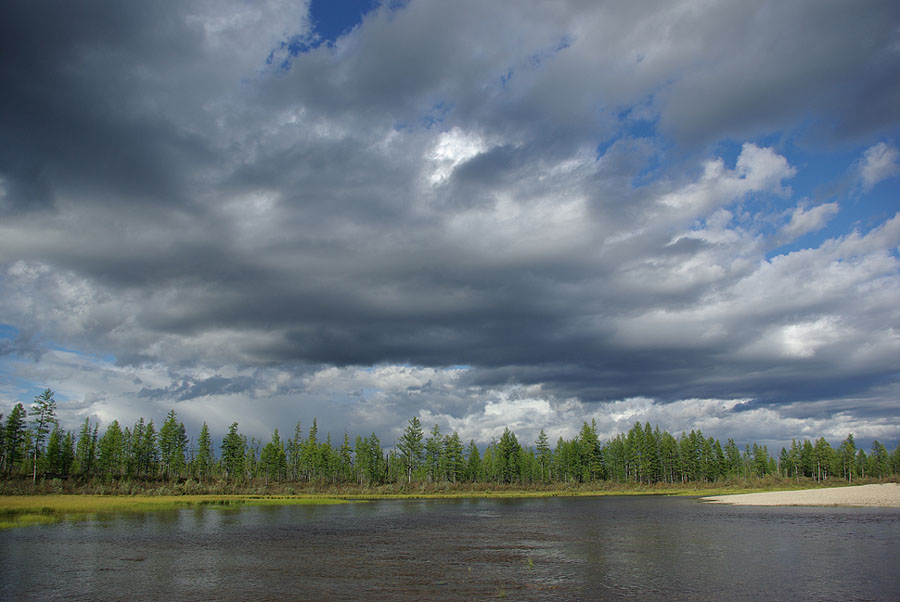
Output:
[0,494,349,528]
[4,476,891,528]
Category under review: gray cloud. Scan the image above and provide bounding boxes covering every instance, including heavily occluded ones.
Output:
[0,0,898,450]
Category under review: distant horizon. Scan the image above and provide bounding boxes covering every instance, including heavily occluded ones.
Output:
[4,392,896,457]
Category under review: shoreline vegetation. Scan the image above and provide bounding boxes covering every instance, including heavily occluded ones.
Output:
[2,477,898,528]
[4,391,900,528]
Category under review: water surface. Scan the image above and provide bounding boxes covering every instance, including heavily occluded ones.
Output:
[2,496,898,600]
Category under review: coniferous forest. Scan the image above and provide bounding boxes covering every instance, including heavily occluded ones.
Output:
[3,390,899,493]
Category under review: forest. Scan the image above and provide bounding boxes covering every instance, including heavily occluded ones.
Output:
[3,389,899,490]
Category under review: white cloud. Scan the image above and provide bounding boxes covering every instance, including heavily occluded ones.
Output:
[427,127,491,184]
[859,142,900,191]
[779,201,839,240]
[659,144,795,216]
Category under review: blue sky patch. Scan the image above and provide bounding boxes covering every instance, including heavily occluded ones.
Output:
[310,0,378,46]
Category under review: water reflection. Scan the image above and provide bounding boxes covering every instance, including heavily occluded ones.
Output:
[1,496,898,601]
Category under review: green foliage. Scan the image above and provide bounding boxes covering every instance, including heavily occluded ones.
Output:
[193,422,214,480]
[3,403,28,474]
[158,410,187,479]
[97,420,125,478]
[260,429,287,483]
[4,398,900,491]
[397,417,424,484]
[221,422,245,480]
[30,389,57,482]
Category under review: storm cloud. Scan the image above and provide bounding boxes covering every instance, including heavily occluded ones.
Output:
[1,0,898,450]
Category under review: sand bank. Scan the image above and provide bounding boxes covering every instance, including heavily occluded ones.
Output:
[701,483,900,507]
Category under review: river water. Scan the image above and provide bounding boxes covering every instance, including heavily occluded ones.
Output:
[2,496,898,601]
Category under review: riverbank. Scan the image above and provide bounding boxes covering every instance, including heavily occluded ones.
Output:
[701,483,900,507]
[4,479,898,528]
[0,494,350,528]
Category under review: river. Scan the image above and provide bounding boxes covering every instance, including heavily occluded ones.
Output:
[2,496,898,600]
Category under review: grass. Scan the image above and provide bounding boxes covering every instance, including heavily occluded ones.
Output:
[4,477,893,529]
[0,494,350,529]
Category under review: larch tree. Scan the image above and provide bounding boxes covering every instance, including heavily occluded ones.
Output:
[3,403,28,474]
[194,422,214,480]
[30,389,57,483]
[397,417,424,484]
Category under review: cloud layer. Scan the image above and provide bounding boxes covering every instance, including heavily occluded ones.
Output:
[1,0,899,450]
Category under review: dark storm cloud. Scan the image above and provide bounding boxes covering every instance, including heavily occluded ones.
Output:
[138,375,258,402]
[0,0,898,448]
[0,1,212,215]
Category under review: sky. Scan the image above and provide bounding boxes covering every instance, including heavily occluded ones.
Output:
[1,0,899,453]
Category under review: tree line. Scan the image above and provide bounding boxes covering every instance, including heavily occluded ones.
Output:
[3,390,899,487]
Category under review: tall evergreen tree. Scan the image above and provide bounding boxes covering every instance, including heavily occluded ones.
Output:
[839,434,856,482]
[287,421,303,481]
[158,409,187,479]
[3,403,28,474]
[870,440,890,478]
[260,429,287,484]
[443,431,465,483]
[579,421,602,482]
[535,429,551,483]
[424,424,443,482]
[44,423,63,475]
[193,422,214,480]
[338,432,353,482]
[465,439,482,482]
[301,419,319,481]
[496,428,521,484]
[73,418,98,476]
[30,389,57,483]
[221,422,245,480]
[397,417,424,484]
[97,420,125,478]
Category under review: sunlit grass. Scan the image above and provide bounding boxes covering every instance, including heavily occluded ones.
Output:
[0,494,350,528]
[3,478,884,528]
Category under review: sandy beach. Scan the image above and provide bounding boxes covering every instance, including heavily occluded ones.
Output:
[701,483,900,507]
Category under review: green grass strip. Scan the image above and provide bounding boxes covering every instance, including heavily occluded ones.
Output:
[0,494,350,528]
